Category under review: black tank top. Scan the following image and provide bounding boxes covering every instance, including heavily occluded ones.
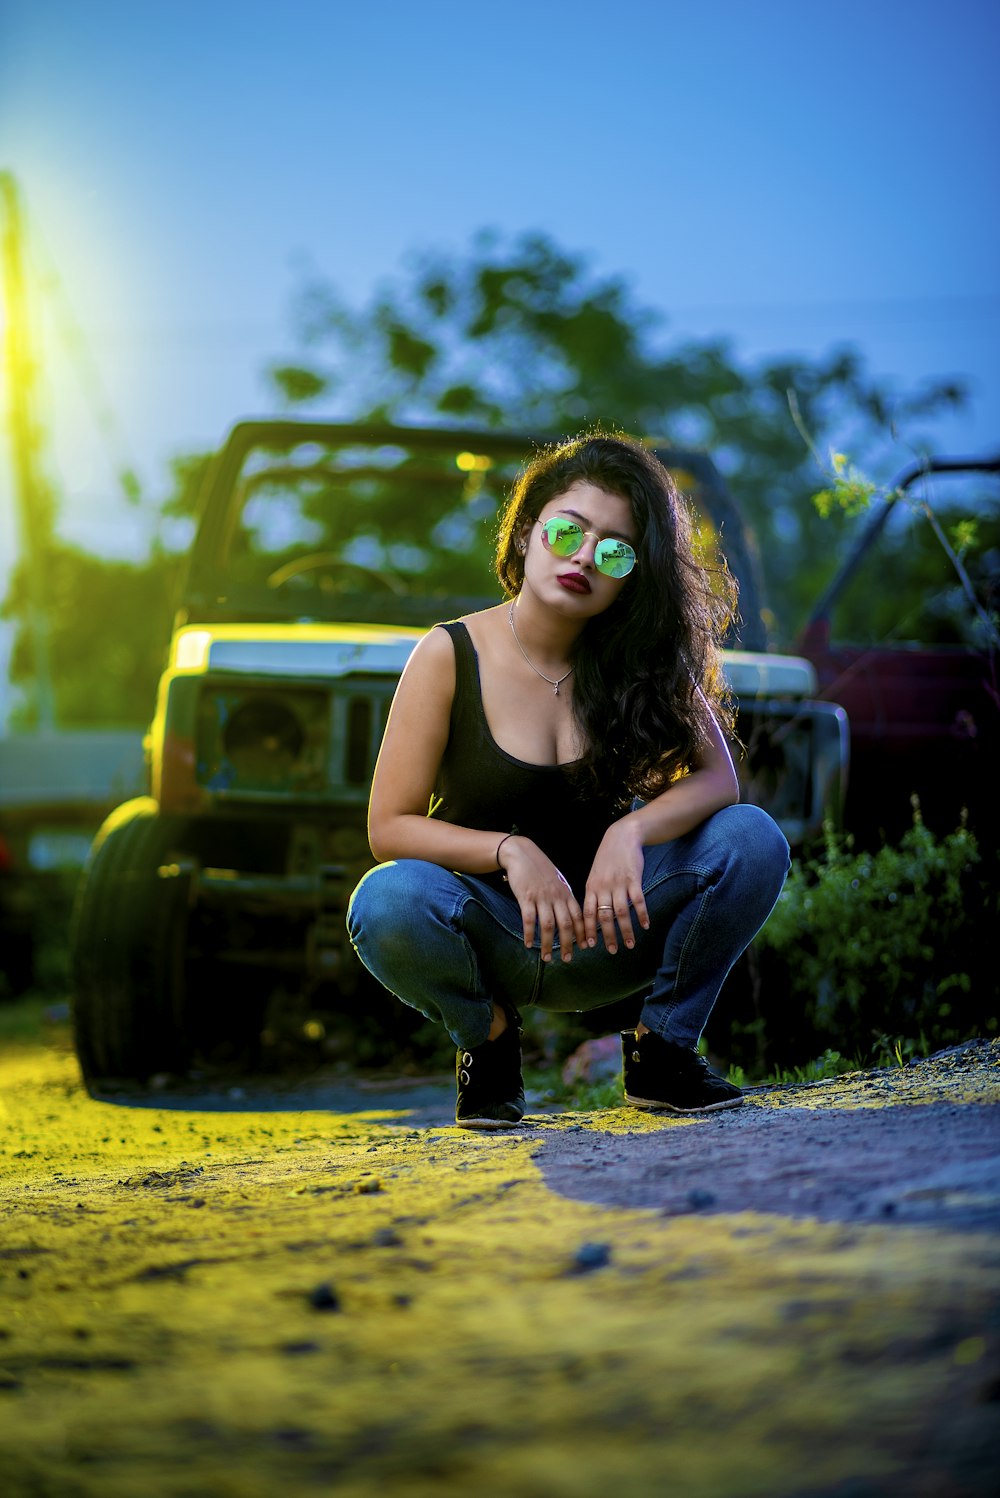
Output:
[432,621,621,900]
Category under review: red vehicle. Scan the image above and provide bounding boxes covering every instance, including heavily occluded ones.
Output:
[797,455,1000,846]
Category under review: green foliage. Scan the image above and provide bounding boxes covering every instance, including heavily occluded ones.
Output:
[270,364,329,403]
[757,1049,861,1086]
[2,542,181,727]
[818,498,1000,646]
[755,814,995,1060]
[3,228,971,725]
[812,451,882,518]
[950,518,979,557]
[0,994,72,1048]
[528,1062,625,1114]
[272,229,963,641]
[797,418,1000,650]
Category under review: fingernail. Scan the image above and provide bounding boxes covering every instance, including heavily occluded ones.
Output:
[608,946,617,955]
[626,940,634,950]
[588,938,596,948]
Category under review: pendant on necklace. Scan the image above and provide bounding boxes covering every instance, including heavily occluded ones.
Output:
[553,683,560,696]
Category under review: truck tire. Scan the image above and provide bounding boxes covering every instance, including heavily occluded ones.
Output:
[71,797,194,1086]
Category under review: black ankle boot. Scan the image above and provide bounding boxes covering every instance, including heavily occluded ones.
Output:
[622,1029,743,1114]
[456,1011,525,1129]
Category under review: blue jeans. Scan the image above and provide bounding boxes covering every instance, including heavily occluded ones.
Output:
[346,804,790,1051]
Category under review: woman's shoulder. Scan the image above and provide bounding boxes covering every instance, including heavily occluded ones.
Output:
[407,603,504,673]
[448,602,507,650]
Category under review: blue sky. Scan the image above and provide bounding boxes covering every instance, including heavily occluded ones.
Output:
[1,0,998,587]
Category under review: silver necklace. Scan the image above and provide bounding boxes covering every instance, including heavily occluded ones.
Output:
[508,601,574,696]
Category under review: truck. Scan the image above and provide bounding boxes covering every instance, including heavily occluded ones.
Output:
[69,421,847,1085]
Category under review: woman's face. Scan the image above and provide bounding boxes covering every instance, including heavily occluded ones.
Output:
[520,481,637,618]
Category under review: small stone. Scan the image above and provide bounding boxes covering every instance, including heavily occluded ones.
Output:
[570,1241,612,1274]
[561,1035,622,1087]
[687,1189,716,1210]
[308,1282,341,1311]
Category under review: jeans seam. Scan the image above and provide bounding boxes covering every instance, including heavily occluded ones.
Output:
[449,889,489,1008]
[451,887,548,1019]
[641,861,715,896]
[646,879,716,1042]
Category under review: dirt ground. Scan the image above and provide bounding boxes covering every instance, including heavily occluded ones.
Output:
[1,1026,998,1498]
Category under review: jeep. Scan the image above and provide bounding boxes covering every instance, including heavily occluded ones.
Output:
[70,421,847,1084]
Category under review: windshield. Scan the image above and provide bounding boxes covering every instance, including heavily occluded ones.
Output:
[221,436,521,604]
[182,423,762,640]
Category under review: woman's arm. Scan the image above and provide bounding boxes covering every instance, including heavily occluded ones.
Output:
[367,627,587,961]
[582,700,740,953]
[368,628,506,872]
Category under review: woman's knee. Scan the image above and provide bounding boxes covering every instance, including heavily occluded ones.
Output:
[351,862,437,940]
[347,862,432,991]
[344,856,470,946]
[706,803,789,873]
[735,802,789,865]
[711,805,791,925]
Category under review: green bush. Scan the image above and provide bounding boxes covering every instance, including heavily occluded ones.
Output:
[750,812,997,1068]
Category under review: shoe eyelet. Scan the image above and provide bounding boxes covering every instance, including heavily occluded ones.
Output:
[459,1069,470,1085]
[631,1050,641,1063]
[462,1052,473,1065]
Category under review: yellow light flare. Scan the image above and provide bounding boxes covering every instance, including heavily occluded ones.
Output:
[455,451,492,473]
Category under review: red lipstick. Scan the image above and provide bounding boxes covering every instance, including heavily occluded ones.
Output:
[557,573,591,595]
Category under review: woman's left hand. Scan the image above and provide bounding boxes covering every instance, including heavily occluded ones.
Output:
[583,820,649,954]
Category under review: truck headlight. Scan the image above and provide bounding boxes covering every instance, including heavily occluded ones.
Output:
[196,688,328,794]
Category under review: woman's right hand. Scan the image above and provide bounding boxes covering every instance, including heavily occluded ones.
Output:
[498,836,587,963]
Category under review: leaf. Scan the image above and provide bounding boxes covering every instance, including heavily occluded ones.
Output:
[949,518,978,557]
[269,365,329,403]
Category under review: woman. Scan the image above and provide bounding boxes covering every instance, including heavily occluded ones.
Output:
[347,432,789,1127]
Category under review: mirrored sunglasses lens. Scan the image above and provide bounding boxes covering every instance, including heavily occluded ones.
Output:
[595,540,636,578]
[542,519,584,556]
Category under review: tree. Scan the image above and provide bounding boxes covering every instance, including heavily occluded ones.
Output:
[266,229,966,637]
[4,229,971,727]
[2,542,181,729]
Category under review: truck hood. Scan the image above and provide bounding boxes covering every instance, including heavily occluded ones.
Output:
[170,625,818,696]
[721,650,818,697]
[169,622,427,678]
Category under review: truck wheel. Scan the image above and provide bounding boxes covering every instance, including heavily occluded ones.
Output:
[71,797,194,1086]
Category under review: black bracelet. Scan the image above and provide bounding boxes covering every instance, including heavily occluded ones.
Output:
[496,833,517,870]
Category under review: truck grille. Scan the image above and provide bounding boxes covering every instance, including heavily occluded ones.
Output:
[331,678,395,793]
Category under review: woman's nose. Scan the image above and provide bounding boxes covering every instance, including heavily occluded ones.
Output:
[575,530,601,566]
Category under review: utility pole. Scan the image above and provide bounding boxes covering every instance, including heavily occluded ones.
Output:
[1,170,57,731]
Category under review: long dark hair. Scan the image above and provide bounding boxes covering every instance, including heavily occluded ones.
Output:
[496,431,737,802]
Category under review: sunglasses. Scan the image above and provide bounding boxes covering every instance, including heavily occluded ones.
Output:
[538,517,637,579]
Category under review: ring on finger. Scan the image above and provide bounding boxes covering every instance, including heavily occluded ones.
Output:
[597,904,614,911]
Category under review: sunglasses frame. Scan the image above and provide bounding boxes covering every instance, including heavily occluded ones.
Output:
[537,517,637,579]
